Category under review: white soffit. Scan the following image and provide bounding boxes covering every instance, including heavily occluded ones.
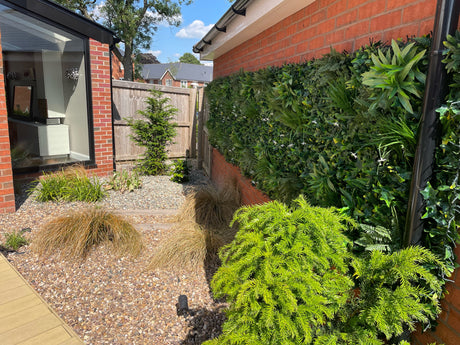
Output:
[200,0,316,60]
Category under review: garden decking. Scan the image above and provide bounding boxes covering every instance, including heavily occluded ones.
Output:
[0,254,83,345]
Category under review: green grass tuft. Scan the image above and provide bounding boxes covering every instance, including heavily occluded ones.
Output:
[31,164,105,202]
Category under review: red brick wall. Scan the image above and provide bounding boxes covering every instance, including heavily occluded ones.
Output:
[214,0,437,78]
[211,148,270,206]
[0,30,15,213]
[112,52,124,80]
[88,39,114,178]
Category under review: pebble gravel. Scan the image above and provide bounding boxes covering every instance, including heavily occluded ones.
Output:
[0,165,226,345]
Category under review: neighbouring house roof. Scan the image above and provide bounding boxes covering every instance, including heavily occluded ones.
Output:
[1,0,119,46]
[142,63,213,83]
[193,0,314,61]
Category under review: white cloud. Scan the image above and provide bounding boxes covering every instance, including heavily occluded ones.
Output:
[176,20,213,39]
[147,50,162,57]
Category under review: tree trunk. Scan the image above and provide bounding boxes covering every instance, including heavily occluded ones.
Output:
[123,44,134,81]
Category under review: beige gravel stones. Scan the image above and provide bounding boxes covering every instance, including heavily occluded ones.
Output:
[1,169,226,344]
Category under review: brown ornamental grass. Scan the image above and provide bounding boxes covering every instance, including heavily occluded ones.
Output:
[32,206,143,260]
[148,180,241,271]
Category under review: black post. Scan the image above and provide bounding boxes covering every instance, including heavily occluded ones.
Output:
[404,0,460,246]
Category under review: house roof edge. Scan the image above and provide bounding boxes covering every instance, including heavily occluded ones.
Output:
[193,0,315,61]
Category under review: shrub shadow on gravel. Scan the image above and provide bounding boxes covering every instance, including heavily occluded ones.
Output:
[180,306,226,345]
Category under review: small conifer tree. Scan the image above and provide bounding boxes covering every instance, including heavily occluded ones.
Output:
[126,89,177,175]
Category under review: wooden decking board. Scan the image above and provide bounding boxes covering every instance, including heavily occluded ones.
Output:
[0,303,53,333]
[0,294,42,317]
[16,325,72,345]
[0,259,10,273]
[0,284,33,303]
[0,255,83,344]
[59,338,87,345]
[0,273,27,291]
[1,313,62,345]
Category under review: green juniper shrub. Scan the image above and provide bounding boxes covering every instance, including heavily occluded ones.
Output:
[204,197,447,345]
[126,89,177,175]
[31,165,105,202]
[170,159,190,183]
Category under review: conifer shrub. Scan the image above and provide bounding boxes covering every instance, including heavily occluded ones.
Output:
[205,197,447,345]
[126,89,177,175]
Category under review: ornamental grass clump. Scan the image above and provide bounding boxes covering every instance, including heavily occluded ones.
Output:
[31,164,105,202]
[175,180,241,233]
[148,221,225,270]
[148,181,240,271]
[32,206,143,260]
[204,196,447,345]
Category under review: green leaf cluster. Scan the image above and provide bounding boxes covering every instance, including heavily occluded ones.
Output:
[106,170,142,193]
[170,159,190,183]
[205,198,446,344]
[126,89,177,175]
[362,40,426,114]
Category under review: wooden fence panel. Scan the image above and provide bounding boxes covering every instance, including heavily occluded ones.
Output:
[112,80,197,168]
[198,91,212,177]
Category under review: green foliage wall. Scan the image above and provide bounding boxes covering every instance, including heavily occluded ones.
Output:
[206,35,460,273]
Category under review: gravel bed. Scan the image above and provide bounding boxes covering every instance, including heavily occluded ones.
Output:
[0,165,227,345]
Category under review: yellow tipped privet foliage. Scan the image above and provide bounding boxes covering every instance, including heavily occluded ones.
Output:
[149,182,241,270]
[204,196,447,345]
[32,207,143,260]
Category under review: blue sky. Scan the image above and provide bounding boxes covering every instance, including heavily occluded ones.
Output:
[148,0,231,64]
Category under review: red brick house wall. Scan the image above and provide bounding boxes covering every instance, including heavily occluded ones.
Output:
[209,0,460,343]
[162,70,181,87]
[214,0,438,78]
[88,39,115,178]
[112,52,124,80]
[0,30,15,214]
[211,148,270,206]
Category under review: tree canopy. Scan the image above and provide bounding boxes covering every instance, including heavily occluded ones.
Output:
[55,0,192,81]
[179,52,201,65]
